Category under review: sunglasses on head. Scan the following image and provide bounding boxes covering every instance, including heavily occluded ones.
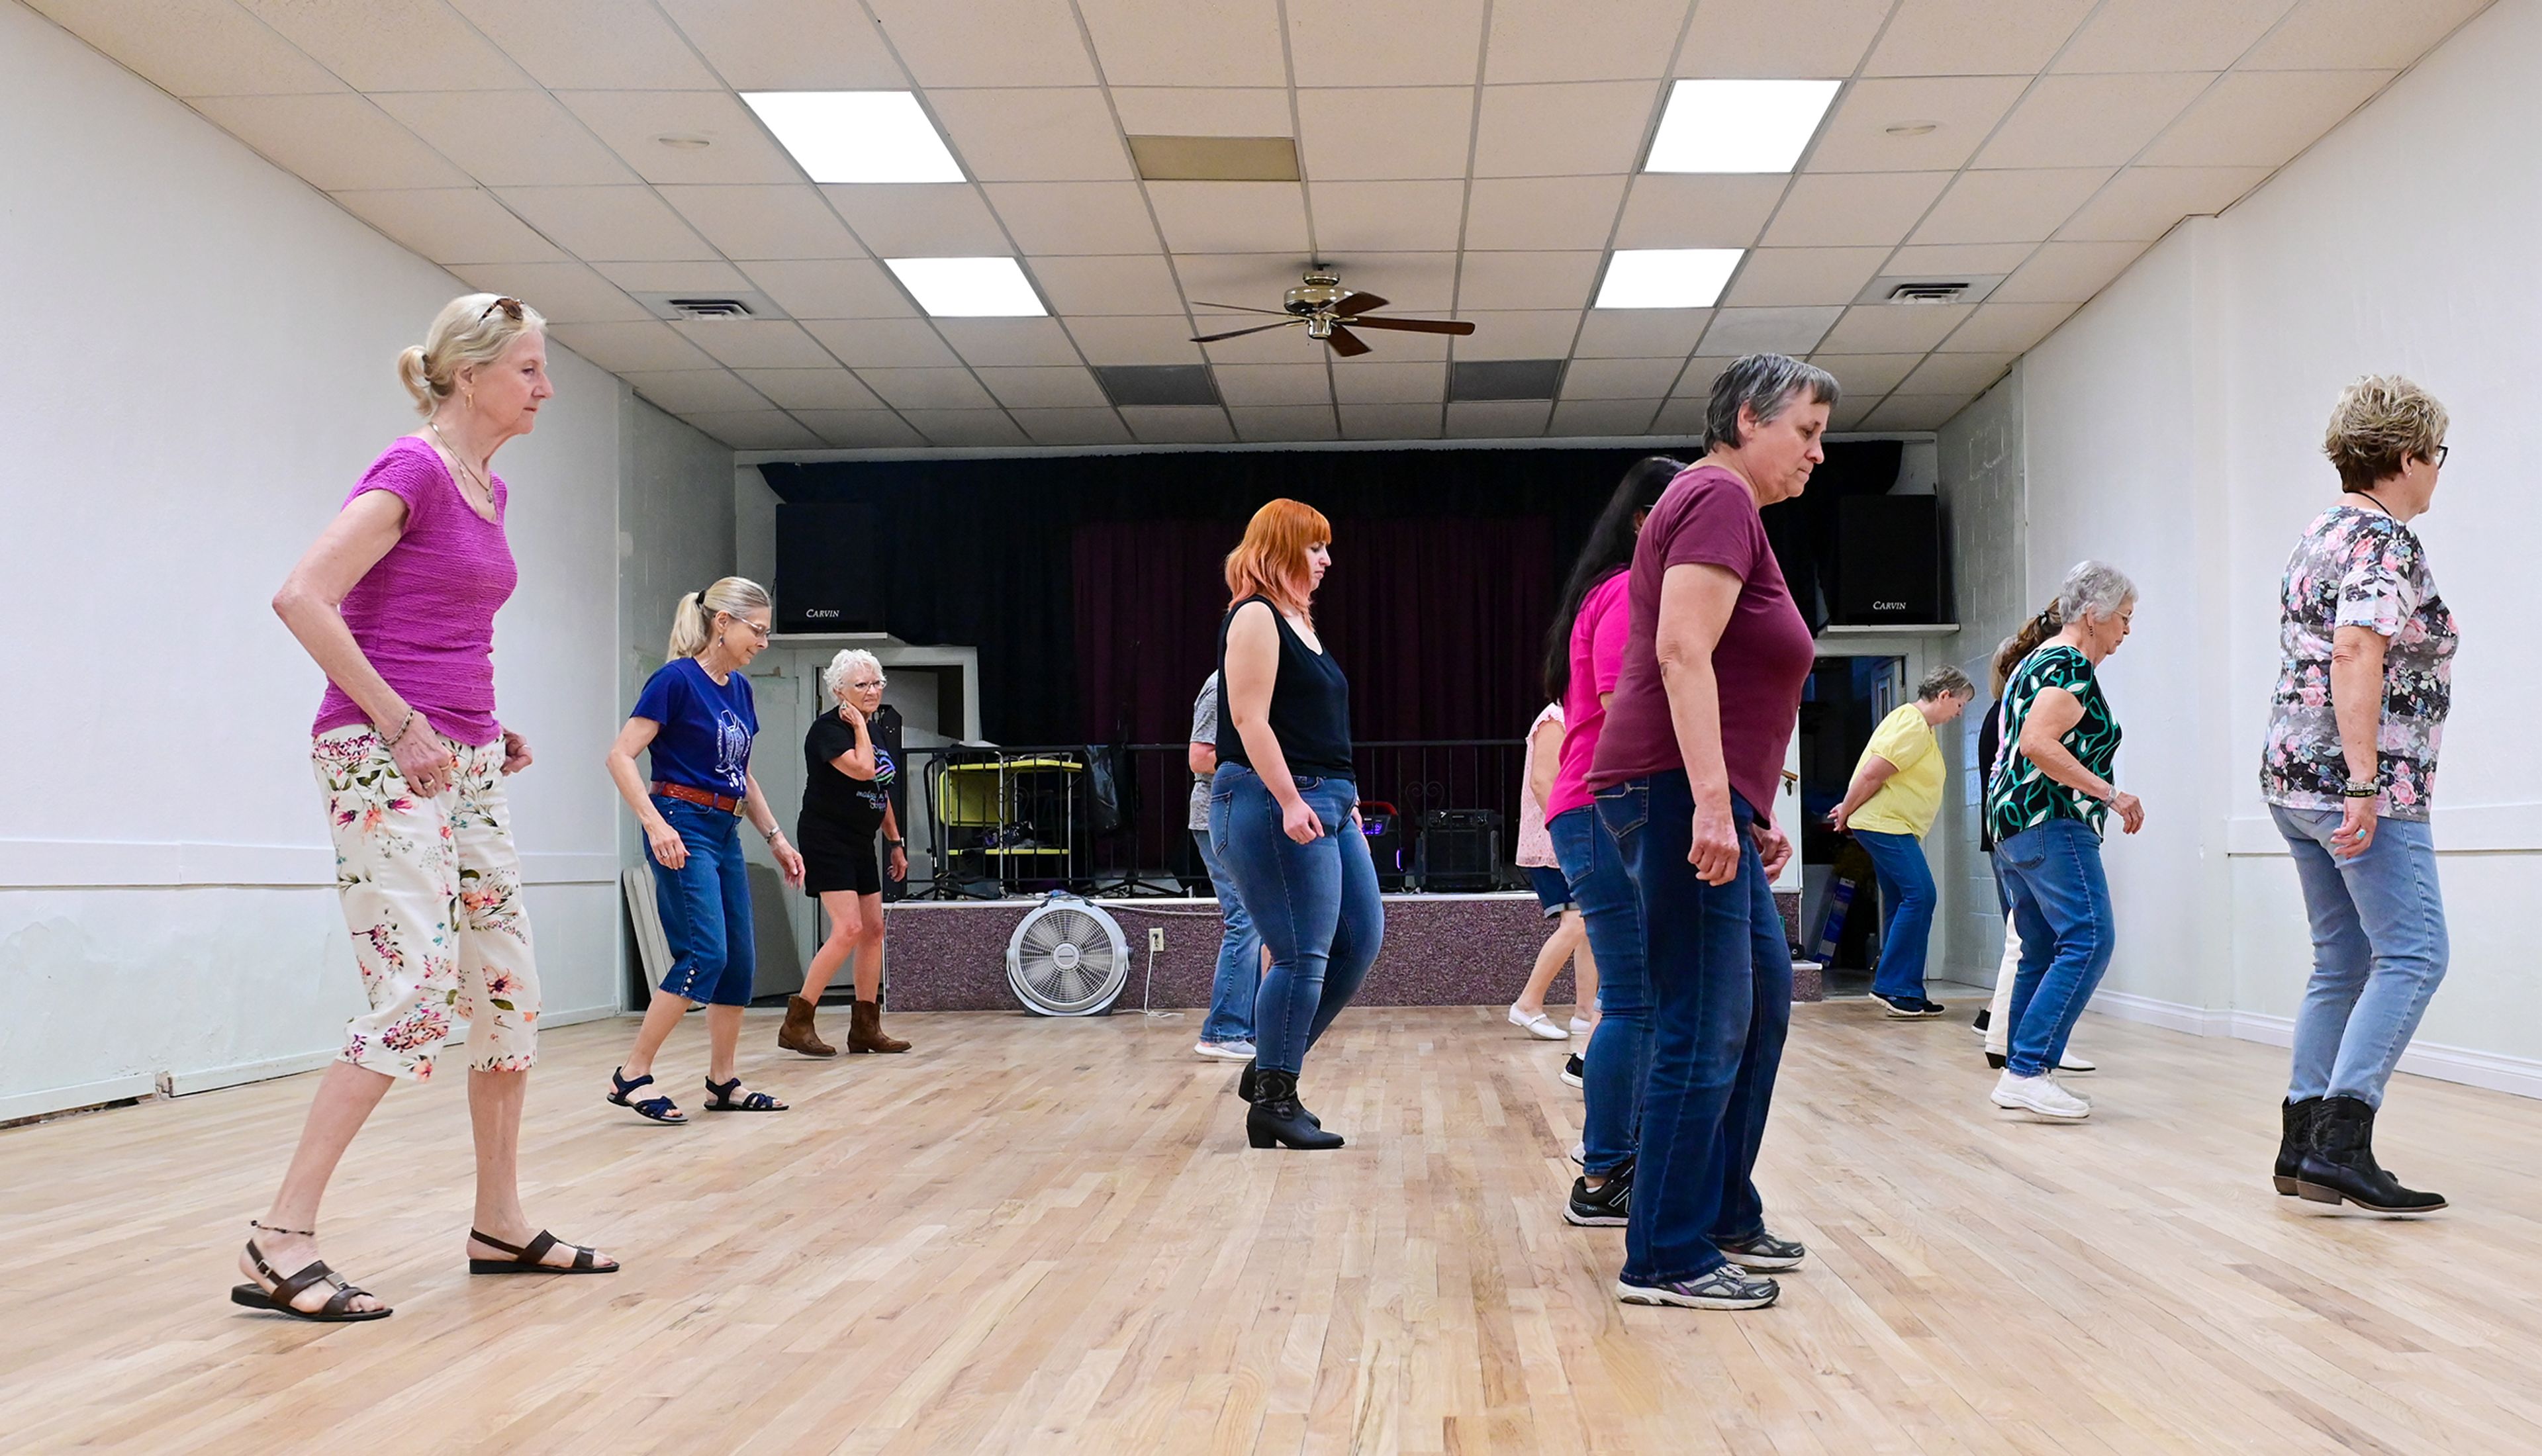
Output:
[479,296,525,322]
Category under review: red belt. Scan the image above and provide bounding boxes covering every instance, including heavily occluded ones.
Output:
[653,781,744,815]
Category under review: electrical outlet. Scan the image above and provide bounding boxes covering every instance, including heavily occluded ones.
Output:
[1148,927,1166,952]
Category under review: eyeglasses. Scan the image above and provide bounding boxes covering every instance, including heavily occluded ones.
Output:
[851,678,886,691]
[728,618,771,641]
[479,296,525,322]
[2431,443,2450,468]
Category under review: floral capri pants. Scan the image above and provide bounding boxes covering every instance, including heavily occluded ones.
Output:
[314,725,540,1081]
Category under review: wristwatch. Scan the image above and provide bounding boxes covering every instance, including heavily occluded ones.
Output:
[884,837,906,848]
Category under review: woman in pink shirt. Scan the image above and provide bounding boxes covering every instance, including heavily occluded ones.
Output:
[236,295,615,1324]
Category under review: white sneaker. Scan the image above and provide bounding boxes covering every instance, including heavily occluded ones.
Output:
[1568,1015,1595,1035]
[1508,1005,1570,1040]
[1991,1069,2090,1121]
[2057,1048,2097,1073]
[1194,1039,1256,1062]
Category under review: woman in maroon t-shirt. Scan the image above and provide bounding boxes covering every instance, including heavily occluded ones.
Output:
[1585,353,1836,1313]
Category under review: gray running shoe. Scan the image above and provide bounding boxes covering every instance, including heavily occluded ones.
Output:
[1716,1230,1807,1271]
[1615,1265,1779,1310]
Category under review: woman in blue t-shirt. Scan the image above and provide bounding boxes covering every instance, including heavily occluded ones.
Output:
[602,577,804,1122]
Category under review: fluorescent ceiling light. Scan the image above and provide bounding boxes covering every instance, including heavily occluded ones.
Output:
[741,91,963,183]
[1645,79,1840,173]
[885,257,1045,318]
[1594,249,1744,310]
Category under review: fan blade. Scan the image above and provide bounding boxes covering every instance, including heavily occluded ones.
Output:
[1347,315,1476,336]
[1190,299,1295,317]
[1191,320,1301,343]
[1323,324,1372,357]
[1333,291,1391,316]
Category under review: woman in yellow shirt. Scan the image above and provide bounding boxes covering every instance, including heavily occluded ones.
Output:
[1828,666,1978,1017]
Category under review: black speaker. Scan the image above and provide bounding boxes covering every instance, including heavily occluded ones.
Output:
[1359,803,1407,892]
[1415,809,1501,893]
[872,704,909,901]
[775,503,884,632]
[1832,496,1941,625]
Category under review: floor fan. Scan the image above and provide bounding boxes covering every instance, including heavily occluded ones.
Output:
[1006,893,1130,1016]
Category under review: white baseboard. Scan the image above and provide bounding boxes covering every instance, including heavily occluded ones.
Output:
[165,1050,339,1097]
[0,1072,158,1126]
[2088,993,2542,1100]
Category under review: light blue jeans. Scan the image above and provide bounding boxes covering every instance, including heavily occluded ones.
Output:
[1995,817,2114,1078]
[2273,805,2448,1107]
[1855,828,1936,1003]
[1192,830,1260,1045]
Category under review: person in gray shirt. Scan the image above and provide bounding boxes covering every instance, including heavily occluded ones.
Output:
[1188,671,1260,1059]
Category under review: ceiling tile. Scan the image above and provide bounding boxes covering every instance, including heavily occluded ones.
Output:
[28,0,346,98]
[557,91,802,185]
[2051,0,2298,73]
[1551,398,1667,436]
[1613,174,1786,248]
[1816,303,1972,354]
[1698,306,1843,356]
[1938,301,2082,353]
[1672,355,1742,399]
[1297,89,1477,181]
[1990,240,2150,302]
[1561,358,1687,399]
[622,369,773,414]
[1111,88,1295,135]
[1762,172,1952,248]
[655,0,907,89]
[659,185,865,260]
[1215,364,1334,406]
[1121,406,1237,443]
[1450,310,1583,359]
[496,186,720,261]
[1474,82,1660,176]
[1195,313,1328,365]
[1908,168,2112,245]
[1337,404,1442,440]
[1027,255,1190,316]
[1973,73,2212,170]
[2138,70,2392,167]
[375,91,639,188]
[1064,316,1207,365]
[192,96,469,191]
[737,368,887,410]
[1572,308,1710,357]
[865,0,1100,86]
[1233,405,1342,441]
[982,182,1161,254]
[1677,0,1891,79]
[236,0,529,90]
[1863,393,1973,430]
[451,261,653,324]
[1458,251,1604,311]
[935,318,1083,366]
[857,367,998,410]
[670,320,836,369]
[1324,252,1461,312]
[1147,183,1311,254]
[592,259,753,293]
[797,409,929,447]
[1802,353,1925,394]
[974,365,1109,408]
[801,318,960,367]
[741,260,918,318]
[1013,408,1135,445]
[1864,0,2095,77]
[1651,395,1709,433]
[1888,243,2040,275]
[1174,253,1320,306]
[546,320,717,372]
[904,410,1029,446]
[330,188,565,265]
[1333,324,1452,362]
[1805,77,2030,173]
[1485,0,1686,83]
[1310,181,1468,253]
[2057,166,2268,241]
[1825,396,1880,432]
[446,0,722,89]
[1446,400,1552,437]
[929,89,1135,183]
[1330,360,1446,404]
[1900,351,2017,394]
[1464,177,1630,251]
[679,409,824,449]
[1724,248,1890,308]
[2240,0,2488,70]
[1286,0,1485,86]
[820,184,1013,255]
[1076,0,1286,87]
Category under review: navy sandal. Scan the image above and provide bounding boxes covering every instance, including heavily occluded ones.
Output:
[703,1075,787,1112]
[468,1228,618,1275]
[606,1068,686,1124]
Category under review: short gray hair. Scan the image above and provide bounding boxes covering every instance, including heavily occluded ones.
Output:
[822,647,883,702]
[2056,560,2136,624]
[1915,665,1976,702]
[1705,353,1841,450]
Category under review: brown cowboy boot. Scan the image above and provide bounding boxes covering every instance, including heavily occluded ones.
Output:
[847,997,909,1054]
[778,995,836,1058]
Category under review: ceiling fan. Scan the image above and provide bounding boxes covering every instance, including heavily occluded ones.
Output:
[1190,269,1476,357]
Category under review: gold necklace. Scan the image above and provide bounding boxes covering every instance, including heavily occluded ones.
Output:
[427,421,494,511]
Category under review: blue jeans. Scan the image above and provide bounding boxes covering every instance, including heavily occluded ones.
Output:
[1856,828,1936,1002]
[1552,805,1648,1179]
[1597,774,1792,1283]
[2273,805,2448,1107]
[649,796,756,1007]
[1209,764,1384,1075]
[1192,829,1260,1044]
[1995,818,2114,1077]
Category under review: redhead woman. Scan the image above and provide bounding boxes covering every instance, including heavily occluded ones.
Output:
[781,648,912,1058]
[240,294,615,1324]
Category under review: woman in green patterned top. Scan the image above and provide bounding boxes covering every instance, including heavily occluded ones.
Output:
[1983,561,2145,1122]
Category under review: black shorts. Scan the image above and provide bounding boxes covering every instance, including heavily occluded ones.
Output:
[800,832,880,897]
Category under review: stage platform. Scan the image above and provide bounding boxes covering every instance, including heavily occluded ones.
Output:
[880,891,1818,1013]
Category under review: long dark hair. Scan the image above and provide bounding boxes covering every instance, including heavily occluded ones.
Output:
[1991,600,2063,696]
[1542,456,1686,702]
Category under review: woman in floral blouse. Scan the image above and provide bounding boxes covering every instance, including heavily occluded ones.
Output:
[2264,376,2458,1216]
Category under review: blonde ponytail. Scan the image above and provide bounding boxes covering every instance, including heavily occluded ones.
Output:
[667,576,773,661]
[400,292,547,418]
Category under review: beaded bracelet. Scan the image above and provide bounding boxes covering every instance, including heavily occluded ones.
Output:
[381,709,418,749]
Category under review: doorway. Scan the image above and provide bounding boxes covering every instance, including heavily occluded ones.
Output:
[1796,654,1906,997]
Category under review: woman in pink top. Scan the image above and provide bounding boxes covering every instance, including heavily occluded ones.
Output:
[1540,456,1679,1229]
[235,295,615,1324]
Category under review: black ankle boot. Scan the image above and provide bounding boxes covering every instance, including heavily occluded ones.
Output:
[1247,1069,1342,1150]
[2294,1095,2446,1214]
[1235,1064,1321,1128]
[2273,1097,2323,1195]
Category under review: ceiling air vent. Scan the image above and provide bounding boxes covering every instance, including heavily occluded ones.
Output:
[666,298,751,319]
[633,289,786,323]
[1854,274,2004,307]
[1888,281,1969,304]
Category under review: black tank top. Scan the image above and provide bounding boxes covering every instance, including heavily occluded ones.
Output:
[1215,596,1354,780]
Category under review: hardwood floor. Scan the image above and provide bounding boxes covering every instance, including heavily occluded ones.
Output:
[4,1001,2536,1454]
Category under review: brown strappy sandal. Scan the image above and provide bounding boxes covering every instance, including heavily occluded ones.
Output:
[228,1222,392,1322]
[467,1228,618,1275]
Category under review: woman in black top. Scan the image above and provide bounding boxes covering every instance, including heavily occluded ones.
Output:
[782,649,910,1058]
[1209,498,1383,1150]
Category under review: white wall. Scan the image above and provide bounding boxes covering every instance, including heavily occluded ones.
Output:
[0,2,730,1118]
[1933,369,2030,980]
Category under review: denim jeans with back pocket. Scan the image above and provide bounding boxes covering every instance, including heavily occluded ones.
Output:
[1209,762,1383,1075]
[2272,804,2447,1107]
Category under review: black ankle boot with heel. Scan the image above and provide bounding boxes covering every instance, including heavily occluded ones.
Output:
[2294,1095,2446,1214]
[1247,1069,1343,1150]
[1236,1063,1320,1128]
[2273,1097,2323,1195]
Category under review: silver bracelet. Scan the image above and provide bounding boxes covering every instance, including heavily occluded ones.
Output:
[760,823,784,843]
